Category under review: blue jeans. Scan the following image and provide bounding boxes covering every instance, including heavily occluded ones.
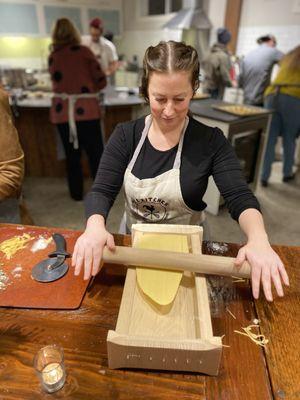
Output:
[261,93,300,181]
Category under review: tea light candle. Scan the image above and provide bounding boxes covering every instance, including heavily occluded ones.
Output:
[42,363,64,386]
[34,344,66,393]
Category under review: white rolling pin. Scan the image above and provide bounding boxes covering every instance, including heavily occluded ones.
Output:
[102,246,251,279]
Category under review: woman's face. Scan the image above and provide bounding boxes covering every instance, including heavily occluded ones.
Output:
[148,71,194,130]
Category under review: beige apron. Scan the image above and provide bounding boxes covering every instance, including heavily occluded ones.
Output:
[122,115,204,230]
[53,92,100,149]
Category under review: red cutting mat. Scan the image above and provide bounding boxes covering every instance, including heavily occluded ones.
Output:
[0,224,90,309]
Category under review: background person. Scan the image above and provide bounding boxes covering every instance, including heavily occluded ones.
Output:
[103,30,114,43]
[202,28,233,99]
[239,34,284,106]
[261,45,300,186]
[82,18,119,76]
[0,88,24,223]
[49,18,107,201]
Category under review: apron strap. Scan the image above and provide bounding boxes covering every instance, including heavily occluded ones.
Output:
[127,115,152,171]
[53,92,100,150]
[173,116,189,169]
[127,115,189,172]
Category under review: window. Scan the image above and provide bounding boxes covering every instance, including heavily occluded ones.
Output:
[170,0,183,12]
[88,9,120,36]
[0,3,38,34]
[44,6,82,34]
[149,0,165,15]
[146,0,182,16]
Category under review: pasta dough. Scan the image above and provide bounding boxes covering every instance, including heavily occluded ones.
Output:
[136,233,189,306]
[0,234,33,259]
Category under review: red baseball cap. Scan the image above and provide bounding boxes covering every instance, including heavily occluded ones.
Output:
[90,18,103,29]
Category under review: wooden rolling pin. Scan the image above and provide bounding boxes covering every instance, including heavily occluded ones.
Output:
[102,246,251,279]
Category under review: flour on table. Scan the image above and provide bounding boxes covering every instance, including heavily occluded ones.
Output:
[12,265,23,278]
[30,236,52,252]
[207,241,229,254]
[0,233,33,259]
[0,268,11,291]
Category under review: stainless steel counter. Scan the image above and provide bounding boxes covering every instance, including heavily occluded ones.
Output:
[12,86,147,178]
[12,87,143,108]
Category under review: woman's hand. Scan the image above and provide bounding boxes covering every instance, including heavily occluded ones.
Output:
[234,240,289,301]
[72,215,115,280]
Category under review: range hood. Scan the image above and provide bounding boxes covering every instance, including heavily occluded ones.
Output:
[163,0,211,30]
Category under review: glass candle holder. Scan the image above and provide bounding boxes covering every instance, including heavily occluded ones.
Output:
[34,345,66,393]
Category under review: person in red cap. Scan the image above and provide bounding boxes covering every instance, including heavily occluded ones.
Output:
[82,17,118,76]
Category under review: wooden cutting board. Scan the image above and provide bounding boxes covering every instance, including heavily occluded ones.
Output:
[0,224,89,309]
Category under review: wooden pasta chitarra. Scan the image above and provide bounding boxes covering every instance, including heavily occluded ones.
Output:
[107,224,243,376]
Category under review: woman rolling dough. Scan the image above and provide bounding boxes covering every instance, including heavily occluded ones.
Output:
[72,41,289,301]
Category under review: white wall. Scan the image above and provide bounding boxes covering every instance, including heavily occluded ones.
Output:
[206,0,227,45]
[239,0,300,26]
[0,0,122,69]
[236,0,300,55]
[118,0,300,61]
[116,0,180,62]
[5,0,299,70]
[116,0,227,62]
[0,0,123,36]
[116,30,181,64]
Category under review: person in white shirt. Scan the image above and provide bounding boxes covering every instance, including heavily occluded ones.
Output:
[82,18,118,76]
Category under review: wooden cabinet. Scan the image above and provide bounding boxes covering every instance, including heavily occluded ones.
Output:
[14,107,66,177]
[14,104,141,177]
[103,105,132,143]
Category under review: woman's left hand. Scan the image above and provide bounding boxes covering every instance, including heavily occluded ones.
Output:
[234,240,289,301]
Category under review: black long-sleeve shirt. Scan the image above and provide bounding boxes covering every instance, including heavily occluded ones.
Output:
[85,116,260,221]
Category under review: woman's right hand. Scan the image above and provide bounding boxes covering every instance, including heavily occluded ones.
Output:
[72,215,115,280]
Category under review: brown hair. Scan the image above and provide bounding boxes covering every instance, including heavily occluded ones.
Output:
[257,34,276,45]
[140,41,200,102]
[51,18,81,50]
[282,45,300,70]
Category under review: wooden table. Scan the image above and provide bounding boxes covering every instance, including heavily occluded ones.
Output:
[0,224,299,399]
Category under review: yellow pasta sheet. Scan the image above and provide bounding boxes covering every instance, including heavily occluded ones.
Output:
[136,233,189,306]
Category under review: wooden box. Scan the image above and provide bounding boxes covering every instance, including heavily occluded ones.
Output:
[107,224,222,375]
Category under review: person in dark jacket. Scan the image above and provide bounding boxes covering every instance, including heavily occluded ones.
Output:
[49,18,107,200]
[202,28,233,99]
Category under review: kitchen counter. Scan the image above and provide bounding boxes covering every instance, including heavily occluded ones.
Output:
[12,94,269,188]
[190,99,272,215]
[190,98,272,123]
[12,88,147,177]
[0,223,299,399]
[13,87,143,108]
